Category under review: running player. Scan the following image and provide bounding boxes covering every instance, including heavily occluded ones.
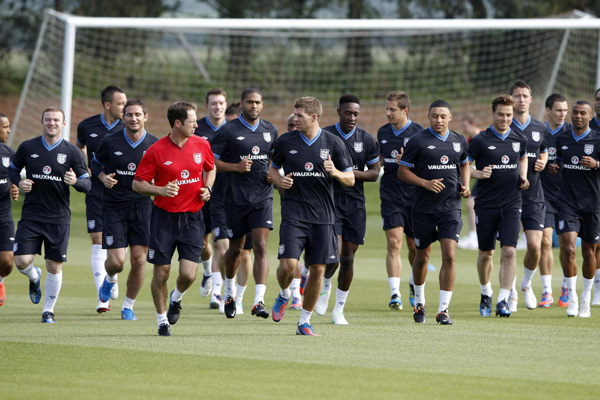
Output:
[457,114,481,250]
[467,95,529,317]
[210,88,277,319]
[508,80,548,311]
[550,100,600,318]
[77,85,126,313]
[378,91,422,310]
[589,88,600,305]
[539,93,571,308]
[93,99,159,321]
[0,114,19,306]
[398,100,470,325]
[314,94,379,324]
[9,107,91,323]
[270,96,354,336]
[133,101,215,336]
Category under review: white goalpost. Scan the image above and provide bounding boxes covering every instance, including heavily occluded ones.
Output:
[10,9,600,145]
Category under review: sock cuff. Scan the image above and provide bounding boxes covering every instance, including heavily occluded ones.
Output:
[46,271,63,280]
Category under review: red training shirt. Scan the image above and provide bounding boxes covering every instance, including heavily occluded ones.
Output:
[134,134,215,213]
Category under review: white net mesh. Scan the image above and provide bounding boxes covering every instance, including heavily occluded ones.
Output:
[12,13,600,144]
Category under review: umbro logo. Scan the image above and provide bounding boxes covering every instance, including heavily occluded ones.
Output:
[427,145,436,149]
[456,234,460,237]
[596,236,600,240]
[488,146,496,150]
[381,140,387,144]
[266,220,272,224]
[236,136,245,140]
[540,224,544,228]
[90,133,98,138]
[289,150,298,154]
[329,255,336,259]
[164,161,173,165]
[562,146,568,150]
[114,151,123,156]
[31,154,39,158]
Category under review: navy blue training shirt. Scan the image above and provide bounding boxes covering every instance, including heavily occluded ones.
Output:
[540,121,572,205]
[511,116,548,205]
[0,143,15,221]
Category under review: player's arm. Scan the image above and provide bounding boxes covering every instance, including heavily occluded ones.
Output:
[469,164,492,180]
[534,151,548,172]
[269,164,293,190]
[66,151,92,192]
[459,160,471,198]
[518,154,529,190]
[91,139,117,189]
[8,144,34,192]
[354,162,379,182]
[397,163,445,193]
[132,178,179,198]
[325,155,354,186]
[214,157,252,173]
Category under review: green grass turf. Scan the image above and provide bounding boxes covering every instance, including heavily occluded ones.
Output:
[1,185,599,399]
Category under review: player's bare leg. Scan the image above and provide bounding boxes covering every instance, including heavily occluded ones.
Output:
[520,230,542,309]
[199,234,213,298]
[593,245,600,305]
[385,226,406,309]
[538,227,557,307]
[223,235,246,318]
[210,238,228,309]
[559,232,595,317]
[90,231,111,312]
[250,227,270,317]
[235,248,252,313]
[0,250,13,306]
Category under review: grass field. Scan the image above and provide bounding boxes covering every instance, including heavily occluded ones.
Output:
[1,184,599,400]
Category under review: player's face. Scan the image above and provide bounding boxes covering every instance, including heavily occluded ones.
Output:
[492,105,514,133]
[338,103,360,133]
[107,92,127,120]
[428,107,452,135]
[225,113,238,123]
[242,93,263,122]
[0,117,10,144]
[461,120,477,138]
[595,90,600,117]
[180,109,199,137]
[286,116,296,132]
[124,104,148,134]
[206,94,226,120]
[546,101,568,127]
[294,108,316,134]
[512,87,532,115]
[41,111,66,138]
[385,100,407,125]
[571,103,593,130]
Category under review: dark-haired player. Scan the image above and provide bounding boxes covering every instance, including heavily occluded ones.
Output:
[468,95,529,317]
[270,96,354,336]
[133,101,215,336]
[93,99,158,321]
[77,85,126,313]
[550,100,600,318]
[9,108,91,323]
[378,91,422,310]
[539,93,571,308]
[210,89,277,319]
[313,94,379,324]
[398,100,469,325]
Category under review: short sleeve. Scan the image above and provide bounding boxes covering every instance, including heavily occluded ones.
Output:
[77,122,86,147]
[135,146,158,182]
[210,129,227,160]
[71,146,90,179]
[93,136,110,165]
[399,135,419,168]
[520,136,528,159]
[270,138,284,169]
[540,128,548,153]
[10,142,26,171]
[459,137,469,164]
[467,136,481,163]
[203,142,215,171]
[365,133,380,165]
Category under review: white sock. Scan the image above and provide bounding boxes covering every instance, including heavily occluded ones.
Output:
[212,272,223,297]
[468,231,477,240]
[323,278,332,291]
[299,308,312,325]
[480,282,493,297]
[438,290,452,313]
[521,267,536,288]
[540,275,552,294]
[565,276,577,300]
[497,288,511,304]
[300,263,310,277]
[414,283,425,305]
[157,312,168,325]
[224,277,236,298]
[122,296,135,310]
[409,274,414,286]
[582,278,594,303]
[594,270,600,292]
[510,276,518,299]
[389,277,401,297]
[172,288,185,303]
[279,287,291,300]
[333,288,348,313]
[236,284,247,302]
[91,244,107,292]
[106,273,117,283]
[290,278,301,298]
[43,271,62,313]
[202,257,212,276]
[254,284,266,305]
[20,263,39,282]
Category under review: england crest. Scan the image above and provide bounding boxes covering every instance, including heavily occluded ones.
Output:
[585,144,594,155]
[404,138,410,147]
[214,227,220,238]
[278,244,285,255]
[193,153,202,164]
[106,236,113,246]
[453,142,461,153]
[354,142,363,153]
[320,149,330,160]
[532,131,540,142]
[2,157,9,168]
[512,142,520,153]
[148,249,155,260]
[57,153,67,164]
[88,220,95,230]
[263,132,271,142]
[559,220,565,231]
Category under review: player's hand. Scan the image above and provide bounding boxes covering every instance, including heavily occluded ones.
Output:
[396,148,404,165]
[481,165,493,179]
[88,167,93,177]
[237,155,253,173]
[519,176,529,190]
[10,184,19,201]
[266,173,274,184]
[160,180,179,197]
[324,155,337,174]
[200,187,210,202]
[19,179,34,193]
[64,168,77,186]
[581,156,597,169]
[102,173,118,189]
[423,178,444,193]
[460,184,470,198]
[549,163,560,174]
[280,173,294,190]
[534,154,547,172]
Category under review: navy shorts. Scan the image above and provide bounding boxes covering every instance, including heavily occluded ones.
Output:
[147,205,205,265]
[544,199,559,230]
[521,202,546,231]
[475,204,521,251]
[412,209,462,250]
[14,220,70,262]
[85,193,103,233]
[210,200,230,241]
[380,199,413,237]
[103,199,152,249]
[0,220,15,252]
[244,232,253,250]
[278,219,339,265]
[334,193,366,245]
[202,202,213,234]
[225,198,273,241]
[556,205,600,244]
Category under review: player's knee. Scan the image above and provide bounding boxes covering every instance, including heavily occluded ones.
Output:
[340,253,354,269]
[501,246,516,259]
[561,242,577,259]
[309,264,325,276]
[153,266,170,282]
[441,251,455,267]
[0,262,13,277]
[541,234,553,251]
[386,236,402,251]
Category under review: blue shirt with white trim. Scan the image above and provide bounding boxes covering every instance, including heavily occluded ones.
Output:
[323,123,379,202]
[511,116,548,205]
[540,121,572,205]
[400,128,468,214]
[271,129,353,224]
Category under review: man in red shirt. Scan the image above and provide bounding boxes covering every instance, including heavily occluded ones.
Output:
[133,101,215,336]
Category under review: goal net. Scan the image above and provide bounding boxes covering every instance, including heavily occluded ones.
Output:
[10,10,600,145]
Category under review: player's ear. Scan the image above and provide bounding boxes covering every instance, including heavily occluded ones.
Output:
[143,113,149,122]
[336,108,341,117]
